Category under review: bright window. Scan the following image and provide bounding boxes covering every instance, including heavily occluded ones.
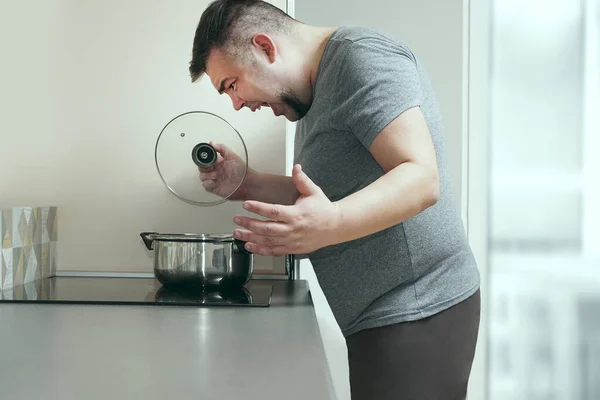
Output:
[483,0,600,398]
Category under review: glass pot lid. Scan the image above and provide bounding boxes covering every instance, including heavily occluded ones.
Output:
[154,111,248,206]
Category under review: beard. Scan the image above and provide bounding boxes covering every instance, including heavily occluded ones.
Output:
[280,89,310,120]
[249,62,311,120]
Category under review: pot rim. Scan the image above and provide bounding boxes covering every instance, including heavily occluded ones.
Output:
[142,232,238,243]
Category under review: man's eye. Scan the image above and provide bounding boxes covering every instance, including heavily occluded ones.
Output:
[230,82,236,90]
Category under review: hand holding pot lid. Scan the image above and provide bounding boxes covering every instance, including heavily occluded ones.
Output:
[155,111,249,206]
[198,142,249,201]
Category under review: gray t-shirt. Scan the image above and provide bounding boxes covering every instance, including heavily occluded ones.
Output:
[294,26,480,337]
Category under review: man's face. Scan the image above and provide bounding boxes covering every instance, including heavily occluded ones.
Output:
[205,47,309,122]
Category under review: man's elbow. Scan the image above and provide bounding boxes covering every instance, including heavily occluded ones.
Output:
[421,167,440,210]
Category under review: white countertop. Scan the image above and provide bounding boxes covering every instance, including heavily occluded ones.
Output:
[0,278,337,400]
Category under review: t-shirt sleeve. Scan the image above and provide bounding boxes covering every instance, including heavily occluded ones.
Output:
[332,39,424,149]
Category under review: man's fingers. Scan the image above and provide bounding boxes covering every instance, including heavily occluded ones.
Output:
[243,243,289,256]
[241,201,294,223]
[211,142,228,156]
[233,217,291,236]
[233,229,289,247]
[199,170,218,181]
[202,180,217,191]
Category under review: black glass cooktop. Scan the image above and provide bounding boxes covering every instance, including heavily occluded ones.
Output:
[0,277,273,307]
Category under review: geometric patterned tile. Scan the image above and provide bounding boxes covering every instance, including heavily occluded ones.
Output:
[1,209,12,248]
[23,207,32,225]
[48,241,57,278]
[13,246,24,288]
[24,245,37,284]
[2,248,13,291]
[48,207,57,242]
[2,287,13,300]
[30,211,38,248]
[12,207,22,248]
[1,249,6,289]
[41,243,49,277]
[11,278,23,300]
[24,280,38,300]
[0,213,2,288]
[0,247,4,291]
[34,243,42,282]
[0,206,57,291]
[23,207,34,247]
[41,208,50,244]
[33,208,42,245]
[19,209,30,247]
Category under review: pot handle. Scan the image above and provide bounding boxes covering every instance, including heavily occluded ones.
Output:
[140,232,158,250]
[233,239,251,254]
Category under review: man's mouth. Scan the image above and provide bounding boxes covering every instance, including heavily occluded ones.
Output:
[248,102,281,116]
[249,102,269,112]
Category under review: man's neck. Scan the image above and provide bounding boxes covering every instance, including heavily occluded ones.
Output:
[290,24,338,104]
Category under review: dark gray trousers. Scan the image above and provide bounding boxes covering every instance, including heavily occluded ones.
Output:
[346,290,481,400]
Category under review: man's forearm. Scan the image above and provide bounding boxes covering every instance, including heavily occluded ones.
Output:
[244,171,300,205]
[332,162,439,245]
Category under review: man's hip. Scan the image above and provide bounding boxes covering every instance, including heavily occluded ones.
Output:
[345,289,481,400]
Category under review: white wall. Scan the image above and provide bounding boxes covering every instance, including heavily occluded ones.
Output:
[0,0,288,274]
[293,2,467,400]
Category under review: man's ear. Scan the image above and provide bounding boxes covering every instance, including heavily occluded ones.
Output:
[251,33,277,63]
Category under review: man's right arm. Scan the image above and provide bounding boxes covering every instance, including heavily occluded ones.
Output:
[242,170,300,206]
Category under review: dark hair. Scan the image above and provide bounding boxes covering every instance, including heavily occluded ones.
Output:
[189,0,294,82]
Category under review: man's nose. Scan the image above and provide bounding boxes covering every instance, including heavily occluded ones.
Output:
[229,94,245,111]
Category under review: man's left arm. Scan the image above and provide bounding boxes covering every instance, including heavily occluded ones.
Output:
[332,105,439,244]
[230,105,439,256]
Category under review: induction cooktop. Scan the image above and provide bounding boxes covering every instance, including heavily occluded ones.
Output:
[0,276,273,307]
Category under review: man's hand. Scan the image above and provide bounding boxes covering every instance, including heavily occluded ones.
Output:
[232,164,341,256]
[199,142,251,200]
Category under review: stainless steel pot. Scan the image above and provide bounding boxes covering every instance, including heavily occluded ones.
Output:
[140,232,253,288]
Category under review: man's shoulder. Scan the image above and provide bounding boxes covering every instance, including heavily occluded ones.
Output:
[330,26,411,51]
[331,26,392,42]
[325,26,416,68]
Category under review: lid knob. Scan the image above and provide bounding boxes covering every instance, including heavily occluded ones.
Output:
[192,142,217,168]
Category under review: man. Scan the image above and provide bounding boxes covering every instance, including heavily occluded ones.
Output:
[189,0,481,398]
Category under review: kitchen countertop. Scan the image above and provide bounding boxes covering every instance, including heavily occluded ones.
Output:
[0,278,337,400]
